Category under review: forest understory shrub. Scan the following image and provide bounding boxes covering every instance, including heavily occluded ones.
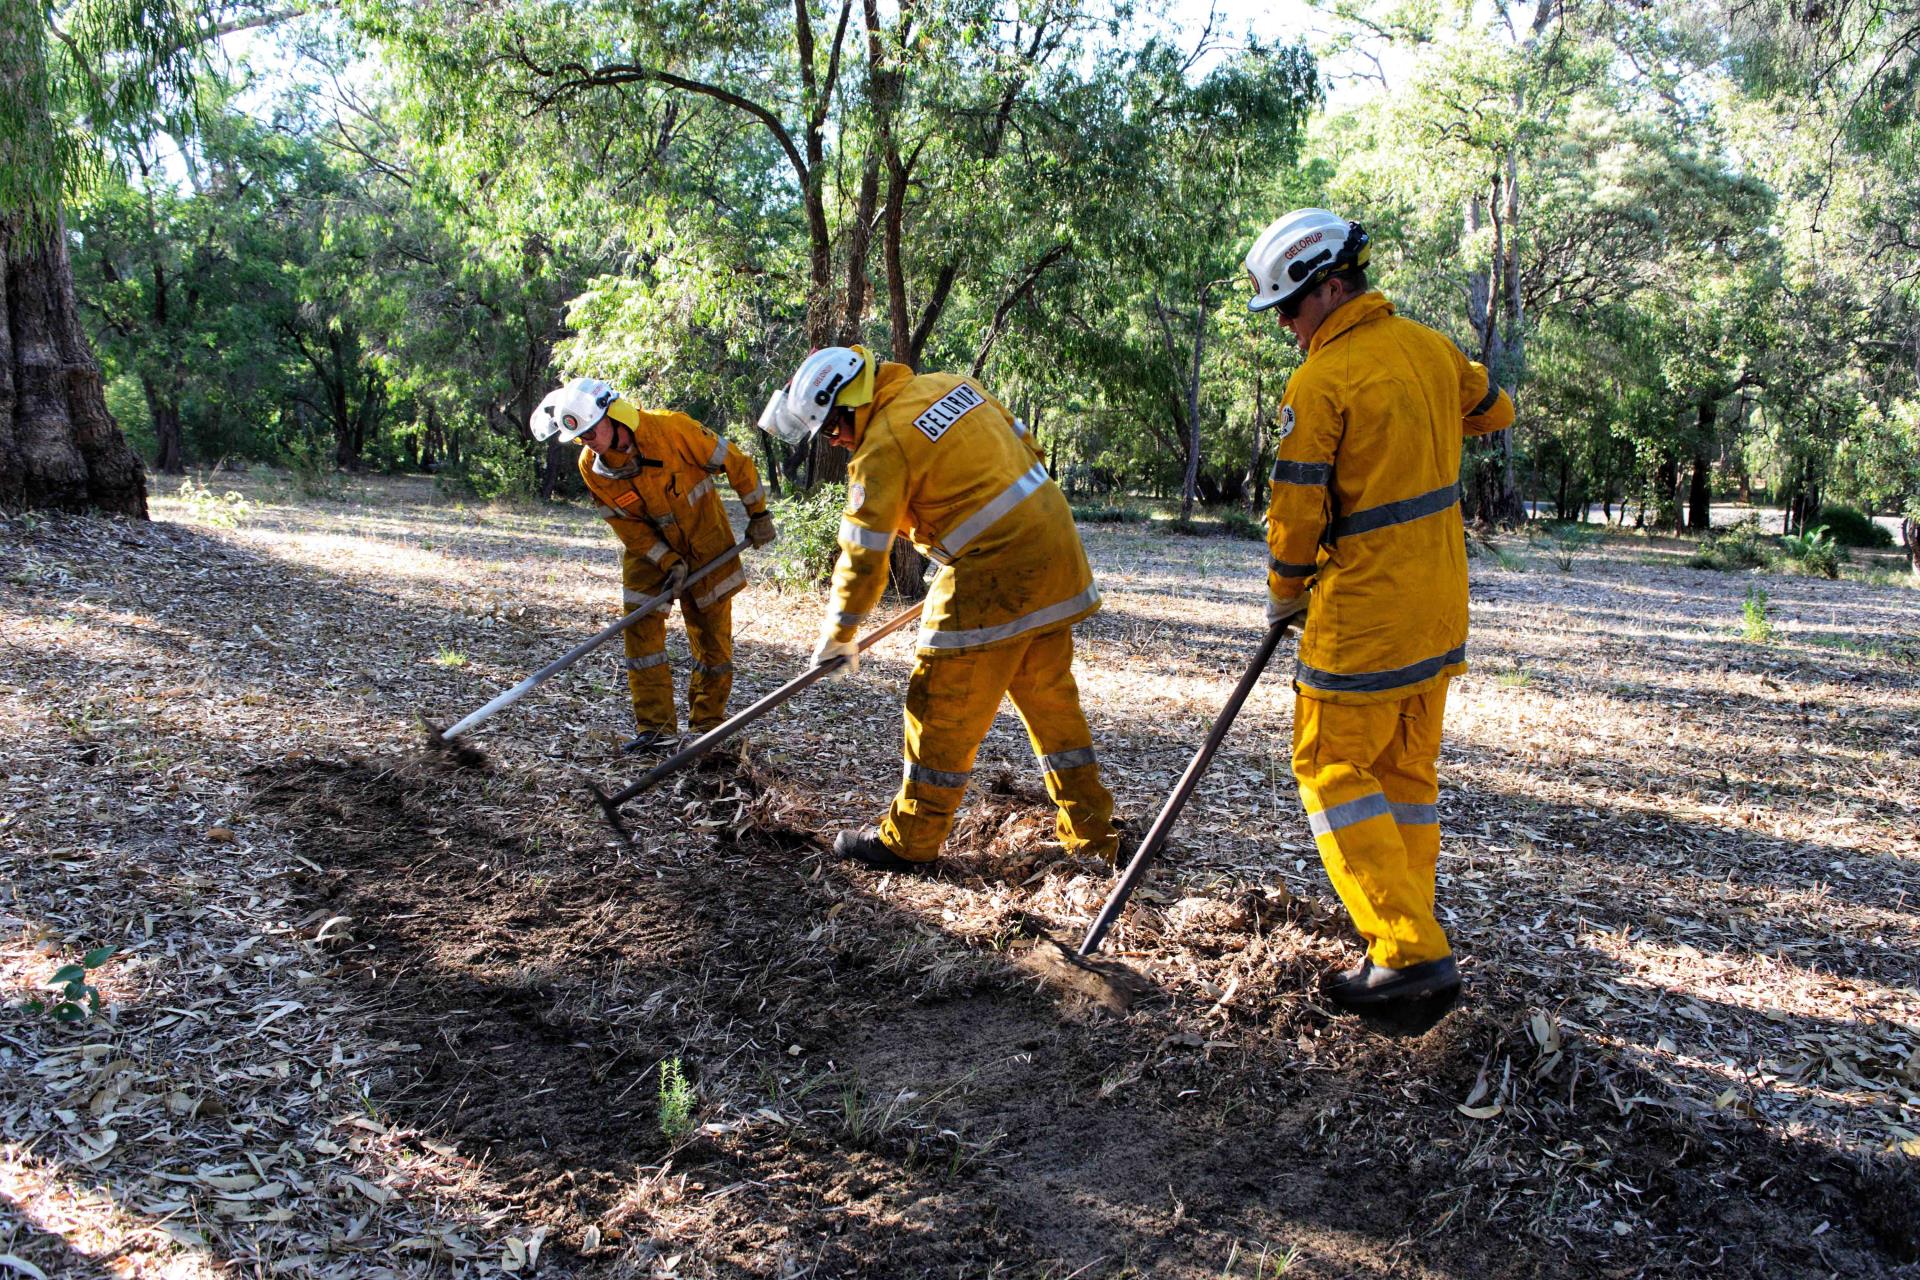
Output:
[761,483,847,593]
[437,433,538,502]
[1816,504,1894,548]
[1164,509,1264,540]
[1070,503,1146,524]
[1780,525,1844,579]
[1688,515,1774,571]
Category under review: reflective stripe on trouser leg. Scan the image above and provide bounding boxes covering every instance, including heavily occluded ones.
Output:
[1292,691,1451,968]
[681,593,734,733]
[1374,678,1449,915]
[1007,626,1117,861]
[621,610,676,733]
[882,643,1024,862]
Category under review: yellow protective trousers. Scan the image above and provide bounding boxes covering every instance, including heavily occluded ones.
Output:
[1292,678,1452,968]
[620,556,734,734]
[881,625,1118,864]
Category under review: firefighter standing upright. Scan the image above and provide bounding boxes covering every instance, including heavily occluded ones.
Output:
[1244,208,1515,1028]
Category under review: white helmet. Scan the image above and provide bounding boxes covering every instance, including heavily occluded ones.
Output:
[757,345,876,447]
[530,376,619,442]
[1244,208,1372,315]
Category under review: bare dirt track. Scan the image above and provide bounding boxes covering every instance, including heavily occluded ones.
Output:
[2,473,1917,1278]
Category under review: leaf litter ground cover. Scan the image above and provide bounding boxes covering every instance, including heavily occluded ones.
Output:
[1,471,1916,1278]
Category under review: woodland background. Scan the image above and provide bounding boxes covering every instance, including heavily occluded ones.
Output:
[2,0,1918,555]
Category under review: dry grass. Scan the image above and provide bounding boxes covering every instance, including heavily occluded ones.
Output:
[1,470,1915,1278]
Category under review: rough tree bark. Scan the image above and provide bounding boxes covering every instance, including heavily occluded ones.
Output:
[0,213,150,516]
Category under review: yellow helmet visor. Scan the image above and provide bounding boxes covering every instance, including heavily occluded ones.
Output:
[835,345,877,409]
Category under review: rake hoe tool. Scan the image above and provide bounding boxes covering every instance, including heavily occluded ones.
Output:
[1077,617,1295,957]
[589,599,927,833]
[423,542,746,755]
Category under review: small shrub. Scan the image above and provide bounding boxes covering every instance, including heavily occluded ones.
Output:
[174,478,251,529]
[432,647,467,668]
[1741,585,1774,644]
[1781,524,1843,579]
[436,432,540,502]
[26,946,118,1023]
[1071,504,1145,524]
[760,482,847,593]
[1546,523,1597,571]
[1213,509,1266,541]
[1689,515,1772,571]
[657,1057,696,1141]
[285,437,347,499]
[1816,504,1894,548]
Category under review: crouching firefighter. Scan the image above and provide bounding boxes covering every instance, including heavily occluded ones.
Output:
[757,347,1120,872]
[530,377,776,753]
[1243,208,1514,1027]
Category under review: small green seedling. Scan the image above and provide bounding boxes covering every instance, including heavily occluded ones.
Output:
[657,1057,695,1141]
[1741,585,1773,644]
[433,647,468,668]
[27,946,119,1022]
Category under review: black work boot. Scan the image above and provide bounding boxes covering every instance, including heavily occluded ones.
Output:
[621,728,680,755]
[1323,955,1462,1037]
[834,827,934,874]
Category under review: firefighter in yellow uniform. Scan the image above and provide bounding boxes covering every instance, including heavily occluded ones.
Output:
[1244,209,1514,1027]
[530,377,775,752]
[757,347,1119,871]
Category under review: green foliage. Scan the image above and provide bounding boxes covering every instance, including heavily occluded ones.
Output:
[440,432,540,503]
[1544,522,1597,571]
[1815,505,1893,548]
[656,1057,695,1142]
[1688,516,1774,571]
[1780,525,1843,578]
[1071,504,1148,525]
[1741,585,1774,644]
[173,478,250,528]
[24,946,119,1024]
[759,484,847,595]
[1166,509,1265,540]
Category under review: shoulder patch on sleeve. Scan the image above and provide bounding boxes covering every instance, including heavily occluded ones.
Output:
[1278,405,1295,440]
[913,383,985,443]
[847,482,866,512]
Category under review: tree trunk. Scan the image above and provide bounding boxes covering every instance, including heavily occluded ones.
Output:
[1902,517,1918,576]
[1179,300,1205,522]
[141,374,185,474]
[1246,369,1265,515]
[887,539,929,600]
[0,214,149,515]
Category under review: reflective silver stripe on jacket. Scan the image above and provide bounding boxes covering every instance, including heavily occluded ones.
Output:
[1306,791,1390,836]
[1296,643,1466,695]
[1388,801,1438,826]
[920,583,1101,650]
[706,437,730,470]
[839,518,892,552]
[644,542,673,565]
[598,501,639,521]
[739,484,765,509]
[1331,482,1459,539]
[1271,557,1318,578]
[904,760,971,790]
[622,585,664,605]
[928,462,1050,565]
[1039,746,1097,774]
[693,565,747,608]
[693,659,734,677]
[686,477,715,505]
[1469,384,1501,417]
[1012,418,1031,439]
[833,610,868,629]
[624,652,669,671]
[1271,459,1332,485]
[592,452,642,480]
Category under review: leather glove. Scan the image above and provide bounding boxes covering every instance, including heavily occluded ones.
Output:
[810,632,860,680]
[1266,589,1309,630]
[746,512,777,548]
[663,560,689,599]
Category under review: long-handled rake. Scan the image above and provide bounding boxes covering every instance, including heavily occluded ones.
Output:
[588,600,926,834]
[422,542,746,765]
[1079,617,1295,956]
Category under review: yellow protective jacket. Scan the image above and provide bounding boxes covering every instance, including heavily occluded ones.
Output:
[1267,292,1514,705]
[578,401,768,611]
[828,362,1099,655]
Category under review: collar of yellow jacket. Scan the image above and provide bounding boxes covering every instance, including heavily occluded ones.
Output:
[1307,290,1394,358]
[849,361,917,446]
